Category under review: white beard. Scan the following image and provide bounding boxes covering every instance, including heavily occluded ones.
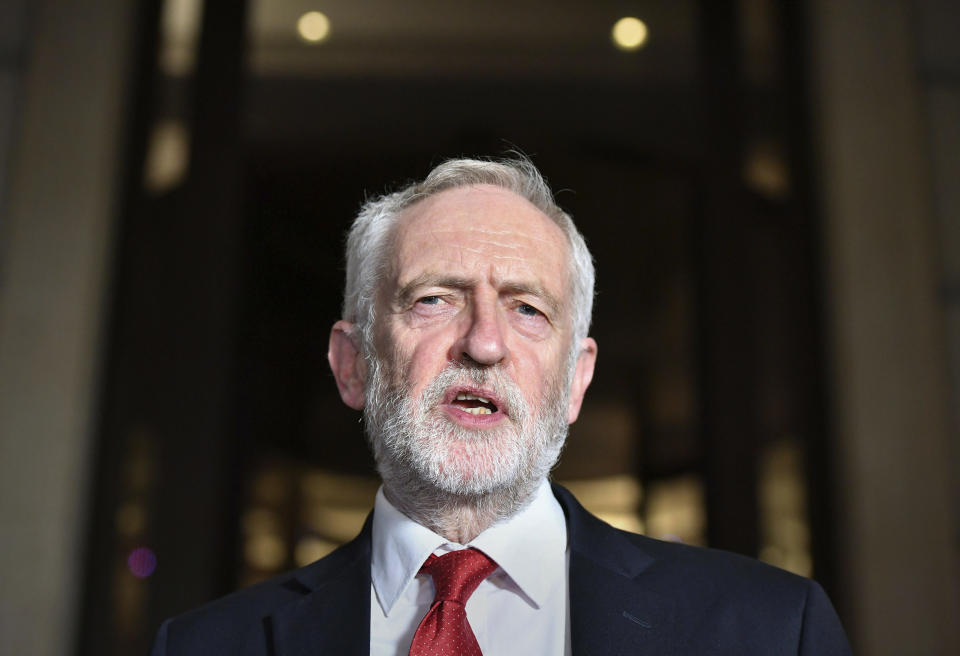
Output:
[363,353,572,527]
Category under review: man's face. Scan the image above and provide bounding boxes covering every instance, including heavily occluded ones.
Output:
[361,184,587,496]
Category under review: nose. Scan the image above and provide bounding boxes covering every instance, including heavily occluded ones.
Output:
[455,294,508,366]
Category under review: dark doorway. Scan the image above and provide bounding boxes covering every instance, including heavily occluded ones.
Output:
[79,2,836,654]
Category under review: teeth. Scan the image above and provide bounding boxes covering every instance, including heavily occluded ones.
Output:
[463,407,492,415]
[455,393,492,404]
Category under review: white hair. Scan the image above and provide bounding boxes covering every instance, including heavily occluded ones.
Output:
[342,156,595,348]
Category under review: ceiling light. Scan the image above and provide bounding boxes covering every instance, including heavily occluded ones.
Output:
[297,11,330,44]
[612,17,649,51]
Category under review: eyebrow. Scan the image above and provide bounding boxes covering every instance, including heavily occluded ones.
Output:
[395,273,473,307]
[499,282,563,319]
[395,272,564,319]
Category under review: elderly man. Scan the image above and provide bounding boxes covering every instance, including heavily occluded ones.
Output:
[151,157,851,655]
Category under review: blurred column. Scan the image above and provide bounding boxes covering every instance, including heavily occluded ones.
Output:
[914,0,960,553]
[0,1,136,656]
[145,0,250,623]
[78,0,250,652]
[810,0,960,653]
[695,0,761,558]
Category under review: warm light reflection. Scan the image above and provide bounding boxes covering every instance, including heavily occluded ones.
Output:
[645,475,706,545]
[143,120,190,194]
[300,469,380,505]
[759,440,812,576]
[297,11,331,43]
[245,533,287,570]
[302,506,369,542]
[561,475,644,533]
[159,0,202,76]
[612,17,649,51]
[744,140,791,199]
[294,536,338,566]
[241,465,380,585]
[243,507,281,535]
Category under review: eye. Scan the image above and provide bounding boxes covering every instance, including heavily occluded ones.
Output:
[516,303,542,317]
[417,295,441,306]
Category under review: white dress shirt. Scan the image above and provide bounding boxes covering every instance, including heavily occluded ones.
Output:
[370,478,571,656]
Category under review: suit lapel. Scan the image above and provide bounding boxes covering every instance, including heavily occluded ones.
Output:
[269,515,373,656]
[553,484,685,656]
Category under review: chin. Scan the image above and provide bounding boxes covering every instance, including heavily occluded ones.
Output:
[417,432,525,496]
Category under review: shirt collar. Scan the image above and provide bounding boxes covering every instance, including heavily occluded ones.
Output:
[370,478,567,616]
[469,478,567,609]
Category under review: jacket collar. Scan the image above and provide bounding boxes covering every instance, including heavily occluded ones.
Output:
[552,483,686,656]
[268,513,373,655]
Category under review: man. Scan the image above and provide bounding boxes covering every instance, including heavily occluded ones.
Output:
[151,157,851,655]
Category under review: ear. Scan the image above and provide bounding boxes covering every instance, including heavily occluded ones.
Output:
[328,320,367,410]
[566,337,597,424]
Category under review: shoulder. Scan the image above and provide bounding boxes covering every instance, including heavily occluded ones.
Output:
[150,574,285,654]
[555,481,811,597]
[624,528,815,604]
[151,522,371,655]
[151,560,320,655]
[629,527,801,581]
[554,483,850,654]
[616,533,849,654]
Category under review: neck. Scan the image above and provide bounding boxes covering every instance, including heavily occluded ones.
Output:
[382,478,541,544]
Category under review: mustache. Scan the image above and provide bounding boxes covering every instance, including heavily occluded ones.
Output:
[420,362,529,426]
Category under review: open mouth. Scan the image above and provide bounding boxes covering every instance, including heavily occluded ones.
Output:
[449,391,501,416]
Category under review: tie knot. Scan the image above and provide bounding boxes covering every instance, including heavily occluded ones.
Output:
[419,548,498,604]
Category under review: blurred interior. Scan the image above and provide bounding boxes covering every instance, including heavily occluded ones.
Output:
[0,1,958,654]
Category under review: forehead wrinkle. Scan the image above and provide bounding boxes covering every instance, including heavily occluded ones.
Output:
[463,238,556,252]
[399,234,562,273]
[419,227,562,250]
[403,226,568,266]
[450,245,532,262]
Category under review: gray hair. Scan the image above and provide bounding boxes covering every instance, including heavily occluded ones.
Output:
[342,156,595,349]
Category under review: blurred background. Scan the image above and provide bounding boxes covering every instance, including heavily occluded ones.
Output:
[0,0,957,654]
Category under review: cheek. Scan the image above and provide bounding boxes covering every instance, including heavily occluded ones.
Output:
[514,353,556,401]
[530,348,571,399]
[398,337,450,389]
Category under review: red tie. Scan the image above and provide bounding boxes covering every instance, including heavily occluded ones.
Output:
[408,548,499,656]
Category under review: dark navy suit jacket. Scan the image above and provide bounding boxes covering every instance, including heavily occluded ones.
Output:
[151,484,852,655]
